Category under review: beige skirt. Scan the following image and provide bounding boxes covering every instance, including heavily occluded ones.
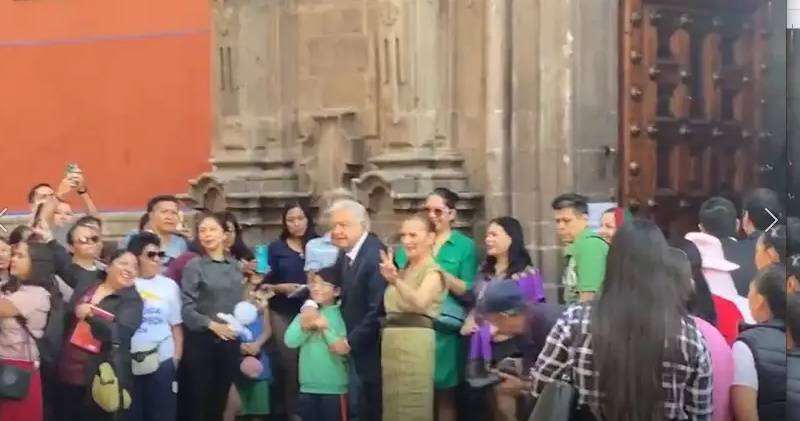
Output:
[381,326,436,421]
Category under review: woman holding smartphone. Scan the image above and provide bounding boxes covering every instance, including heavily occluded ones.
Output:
[265,203,318,419]
[57,249,144,421]
[180,213,247,421]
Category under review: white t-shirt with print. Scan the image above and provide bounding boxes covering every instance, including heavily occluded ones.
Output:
[131,274,182,363]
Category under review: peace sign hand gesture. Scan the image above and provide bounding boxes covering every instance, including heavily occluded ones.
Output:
[379,248,400,285]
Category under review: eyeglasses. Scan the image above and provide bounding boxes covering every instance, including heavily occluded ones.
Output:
[77,236,101,245]
[146,251,166,260]
[424,207,449,217]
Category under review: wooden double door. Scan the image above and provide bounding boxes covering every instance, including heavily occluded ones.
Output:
[619,0,784,237]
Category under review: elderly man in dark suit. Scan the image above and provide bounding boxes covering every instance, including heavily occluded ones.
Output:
[303,199,386,421]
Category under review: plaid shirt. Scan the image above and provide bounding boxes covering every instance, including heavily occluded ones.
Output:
[529,304,713,421]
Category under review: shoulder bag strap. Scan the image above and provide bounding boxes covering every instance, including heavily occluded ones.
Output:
[14,316,37,365]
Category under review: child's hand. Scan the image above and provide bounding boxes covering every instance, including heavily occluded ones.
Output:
[328,339,351,356]
[241,342,261,356]
[301,308,321,331]
[315,315,329,330]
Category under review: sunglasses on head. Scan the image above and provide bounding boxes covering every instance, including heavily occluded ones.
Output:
[77,236,101,245]
[146,251,166,259]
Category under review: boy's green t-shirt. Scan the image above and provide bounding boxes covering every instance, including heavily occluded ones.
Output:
[284,304,349,394]
[562,228,609,304]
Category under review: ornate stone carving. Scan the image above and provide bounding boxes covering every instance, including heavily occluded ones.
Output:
[359,0,481,228]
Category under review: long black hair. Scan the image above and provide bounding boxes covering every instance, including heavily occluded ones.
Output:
[674,239,718,326]
[480,216,533,277]
[221,211,254,261]
[592,218,686,421]
[279,202,317,247]
[752,264,788,321]
[2,241,60,304]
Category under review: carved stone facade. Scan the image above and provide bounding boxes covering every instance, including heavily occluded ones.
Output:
[187,0,621,283]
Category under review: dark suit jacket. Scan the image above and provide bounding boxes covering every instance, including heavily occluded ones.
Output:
[337,232,387,383]
[720,232,759,296]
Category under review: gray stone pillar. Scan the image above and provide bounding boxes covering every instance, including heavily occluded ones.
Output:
[186,0,307,244]
[354,0,481,232]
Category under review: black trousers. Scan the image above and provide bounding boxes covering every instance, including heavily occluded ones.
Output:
[58,383,114,421]
[179,331,240,421]
[357,380,381,421]
[297,393,347,421]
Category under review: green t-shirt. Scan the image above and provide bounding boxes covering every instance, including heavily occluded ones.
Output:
[395,230,478,290]
[284,304,349,394]
[562,228,609,304]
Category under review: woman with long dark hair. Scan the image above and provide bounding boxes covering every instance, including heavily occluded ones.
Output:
[668,248,733,421]
[221,211,254,262]
[265,203,318,419]
[462,217,543,420]
[180,212,246,421]
[731,264,788,421]
[0,240,58,421]
[57,249,144,421]
[531,219,712,421]
[675,239,718,326]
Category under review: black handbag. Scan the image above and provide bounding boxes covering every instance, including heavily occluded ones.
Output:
[0,317,36,400]
[527,366,578,421]
[0,363,32,400]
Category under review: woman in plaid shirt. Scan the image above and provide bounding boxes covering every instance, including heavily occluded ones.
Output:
[530,219,713,421]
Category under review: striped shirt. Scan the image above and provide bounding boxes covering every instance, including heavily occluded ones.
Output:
[530,304,713,421]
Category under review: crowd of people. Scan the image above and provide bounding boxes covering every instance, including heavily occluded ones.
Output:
[0,168,797,421]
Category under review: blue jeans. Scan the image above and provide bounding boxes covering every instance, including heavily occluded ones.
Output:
[298,393,347,421]
[126,360,177,421]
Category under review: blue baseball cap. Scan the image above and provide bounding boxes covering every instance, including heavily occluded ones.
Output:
[478,280,526,314]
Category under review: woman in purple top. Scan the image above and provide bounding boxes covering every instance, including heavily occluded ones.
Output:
[462,217,545,357]
[461,217,544,419]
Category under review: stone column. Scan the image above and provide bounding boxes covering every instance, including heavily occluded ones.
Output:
[505,0,618,294]
[186,0,307,244]
[355,0,481,231]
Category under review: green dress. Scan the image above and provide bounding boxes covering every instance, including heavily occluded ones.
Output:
[395,230,478,389]
[382,260,445,421]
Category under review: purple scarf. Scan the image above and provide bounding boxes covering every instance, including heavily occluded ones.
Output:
[469,268,545,361]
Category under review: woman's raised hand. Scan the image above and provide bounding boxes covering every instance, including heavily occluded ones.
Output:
[379,248,399,285]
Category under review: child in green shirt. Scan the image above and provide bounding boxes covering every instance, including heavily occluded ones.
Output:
[284,266,349,421]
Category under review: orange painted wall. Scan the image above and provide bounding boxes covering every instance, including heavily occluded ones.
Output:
[0,1,211,213]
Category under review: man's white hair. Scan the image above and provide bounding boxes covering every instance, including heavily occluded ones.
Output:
[327,199,370,230]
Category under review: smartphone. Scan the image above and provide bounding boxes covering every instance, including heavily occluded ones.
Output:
[65,162,79,176]
[255,245,269,274]
[495,357,523,376]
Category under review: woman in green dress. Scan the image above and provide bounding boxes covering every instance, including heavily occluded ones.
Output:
[380,213,447,421]
[394,188,478,421]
